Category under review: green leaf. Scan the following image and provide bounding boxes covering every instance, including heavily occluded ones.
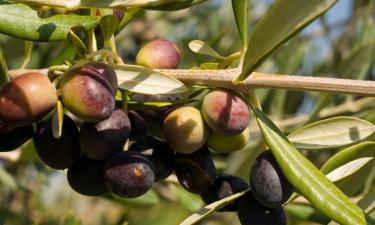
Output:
[234,0,337,83]
[117,9,141,34]
[144,0,206,11]
[188,40,225,60]
[321,142,375,174]
[231,0,248,50]
[288,117,375,150]
[112,64,188,95]
[67,28,88,57]
[325,157,373,183]
[180,190,248,225]
[252,107,366,225]
[0,49,9,87]
[0,1,99,41]
[100,15,119,42]
[52,100,64,139]
[0,167,17,190]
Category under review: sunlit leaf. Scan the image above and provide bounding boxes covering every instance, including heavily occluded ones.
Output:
[234,0,337,83]
[67,28,88,57]
[180,190,248,225]
[0,1,99,41]
[325,157,373,183]
[288,117,375,150]
[52,100,64,139]
[113,64,188,95]
[188,40,225,60]
[252,107,366,225]
[144,0,206,11]
[231,0,248,50]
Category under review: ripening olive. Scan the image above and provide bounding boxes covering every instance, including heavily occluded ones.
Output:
[0,73,57,126]
[136,39,180,69]
[250,151,293,208]
[59,64,115,122]
[103,151,155,198]
[201,174,249,212]
[33,116,81,170]
[83,61,118,95]
[237,192,287,225]
[174,147,216,194]
[79,108,131,160]
[207,127,250,153]
[128,110,148,137]
[163,106,209,154]
[67,156,108,196]
[0,122,33,152]
[128,135,175,181]
[202,89,250,136]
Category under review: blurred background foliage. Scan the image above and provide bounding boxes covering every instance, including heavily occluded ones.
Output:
[0,0,374,224]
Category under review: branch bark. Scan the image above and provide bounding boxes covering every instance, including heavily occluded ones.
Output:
[9,68,375,97]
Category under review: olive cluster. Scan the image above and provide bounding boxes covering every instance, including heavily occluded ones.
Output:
[0,39,292,225]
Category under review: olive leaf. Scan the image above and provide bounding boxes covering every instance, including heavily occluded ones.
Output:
[117,9,141,34]
[128,99,197,111]
[179,190,248,225]
[0,1,99,41]
[113,64,188,95]
[288,117,375,150]
[0,49,9,87]
[67,28,88,57]
[52,100,64,139]
[144,0,206,11]
[12,0,178,10]
[231,0,248,51]
[188,40,225,60]
[252,107,366,225]
[100,15,119,43]
[234,0,337,84]
[325,157,373,183]
[321,142,375,174]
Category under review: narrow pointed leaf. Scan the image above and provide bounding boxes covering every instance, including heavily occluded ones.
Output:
[117,9,141,33]
[288,117,375,150]
[100,15,119,42]
[321,142,375,174]
[52,100,64,139]
[231,0,248,49]
[0,50,9,87]
[234,0,337,83]
[112,64,188,95]
[180,190,248,225]
[252,107,366,225]
[188,40,225,60]
[145,0,206,11]
[67,29,88,57]
[0,1,99,41]
[325,157,373,183]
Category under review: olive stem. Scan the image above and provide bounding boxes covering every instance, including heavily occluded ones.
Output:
[8,68,375,97]
[121,90,128,113]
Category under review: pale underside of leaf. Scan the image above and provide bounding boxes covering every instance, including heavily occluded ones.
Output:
[113,64,188,95]
[188,40,225,59]
[288,117,375,150]
[326,157,373,183]
[179,190,248,225]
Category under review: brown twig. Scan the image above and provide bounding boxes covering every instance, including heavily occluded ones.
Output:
[9,68,375,97]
